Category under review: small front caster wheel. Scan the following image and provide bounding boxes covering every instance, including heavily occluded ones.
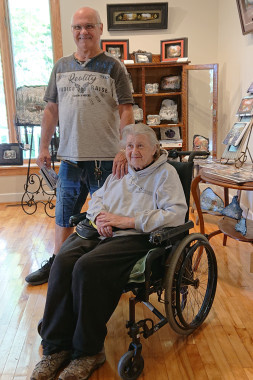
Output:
[118,350,144,380]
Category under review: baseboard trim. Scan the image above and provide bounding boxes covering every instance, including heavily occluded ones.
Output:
[0,191,55,204]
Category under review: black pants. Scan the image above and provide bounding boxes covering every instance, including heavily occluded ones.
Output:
[41,233,154,358]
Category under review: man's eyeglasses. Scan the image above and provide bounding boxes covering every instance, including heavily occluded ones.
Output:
[71,23,101,32]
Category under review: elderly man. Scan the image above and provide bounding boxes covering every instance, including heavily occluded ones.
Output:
[31,123,187,380]
[26,7,134,286]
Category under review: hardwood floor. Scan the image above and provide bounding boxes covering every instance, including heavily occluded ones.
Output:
[0,202,253,380]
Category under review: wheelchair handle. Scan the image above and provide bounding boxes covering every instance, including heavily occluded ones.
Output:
[168,150,210,162]
[69,212,87,227]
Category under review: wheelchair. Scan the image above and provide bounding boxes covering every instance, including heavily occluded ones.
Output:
[38,151,217,380]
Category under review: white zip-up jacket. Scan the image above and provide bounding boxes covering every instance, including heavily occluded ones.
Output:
[87,150,188,237]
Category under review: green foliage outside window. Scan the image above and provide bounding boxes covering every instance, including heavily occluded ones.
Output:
[0,0,55,155]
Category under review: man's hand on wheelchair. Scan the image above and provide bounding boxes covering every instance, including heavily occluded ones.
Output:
[112,151,128,179]
[96,211,135,237]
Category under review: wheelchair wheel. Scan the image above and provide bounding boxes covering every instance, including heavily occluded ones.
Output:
[118,351,144,380]
[164,233,217,335]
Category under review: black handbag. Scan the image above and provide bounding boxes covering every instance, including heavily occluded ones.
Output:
[76,218,99,239]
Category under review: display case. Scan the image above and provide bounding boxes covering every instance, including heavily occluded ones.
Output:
[126,61,218,156]
[126,61,188,150]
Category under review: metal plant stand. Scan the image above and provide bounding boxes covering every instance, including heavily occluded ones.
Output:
[21,126,57,218]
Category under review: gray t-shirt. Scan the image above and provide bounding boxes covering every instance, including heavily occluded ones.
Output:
[44,52,133,161]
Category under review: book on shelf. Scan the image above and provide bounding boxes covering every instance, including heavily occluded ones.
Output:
[160,139,183,148]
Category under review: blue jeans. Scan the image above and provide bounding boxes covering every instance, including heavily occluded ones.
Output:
[55,160,113,227]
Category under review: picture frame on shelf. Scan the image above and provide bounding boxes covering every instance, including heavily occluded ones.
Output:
[135,52,152,63]
[107,3,168,31]
[160,38,188,62]
[236,0,253,35]
[247,81,253,93]
[100,39,129,61]
[236,96,253,116]
[0,143,23,166]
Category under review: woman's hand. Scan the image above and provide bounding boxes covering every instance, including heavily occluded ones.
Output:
[96,211,135,232]
[97,225,113,238]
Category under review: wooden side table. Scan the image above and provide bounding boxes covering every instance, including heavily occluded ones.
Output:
[191,174,253,271]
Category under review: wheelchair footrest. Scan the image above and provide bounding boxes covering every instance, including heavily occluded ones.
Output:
[142,301,168,337]
[127,298,167,340]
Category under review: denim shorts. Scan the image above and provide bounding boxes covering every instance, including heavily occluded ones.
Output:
[55,160,113,227]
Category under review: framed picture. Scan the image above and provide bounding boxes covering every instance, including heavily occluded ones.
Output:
[107,3,168,31]
[221,120,252,162]
[160,38,188,62]
[236,0,253,35]
[222,121,250,146]
[247,81,253,93]
[0,143,23,166]
[236,96,253,116]
[135,52,152,63]
[100,39,129,61]
[16,85,47,126]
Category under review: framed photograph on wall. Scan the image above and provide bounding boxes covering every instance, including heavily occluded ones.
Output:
[100,39,129,61]
[160,38,188,62]
[0,143,23,166]
[236,0,253,35]
[107,3,168,31]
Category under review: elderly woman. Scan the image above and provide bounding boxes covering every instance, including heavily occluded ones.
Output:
[31,123,187,380]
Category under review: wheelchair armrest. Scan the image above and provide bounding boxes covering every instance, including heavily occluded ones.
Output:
[149,220,194,245]
[69,212,87,227]
[168,150,209,162]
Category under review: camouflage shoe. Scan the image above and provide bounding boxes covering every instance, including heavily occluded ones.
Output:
[30,350,71,380]
[58,348,106,380]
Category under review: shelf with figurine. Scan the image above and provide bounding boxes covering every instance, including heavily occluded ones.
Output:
[127,59,187,148]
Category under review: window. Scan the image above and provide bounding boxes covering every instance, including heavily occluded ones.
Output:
[0,0,62,158]
[0,52,8,143]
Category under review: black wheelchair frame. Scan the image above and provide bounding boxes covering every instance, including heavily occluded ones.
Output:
[38,150,217,380]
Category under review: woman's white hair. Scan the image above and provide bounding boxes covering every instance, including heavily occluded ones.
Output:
[121,123,161,159]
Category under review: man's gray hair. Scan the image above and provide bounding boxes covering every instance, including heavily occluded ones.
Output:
[94,9,102,24]
[121,123,161,158]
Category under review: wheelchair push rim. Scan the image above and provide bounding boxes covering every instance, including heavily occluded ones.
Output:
[164,233,217,335]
